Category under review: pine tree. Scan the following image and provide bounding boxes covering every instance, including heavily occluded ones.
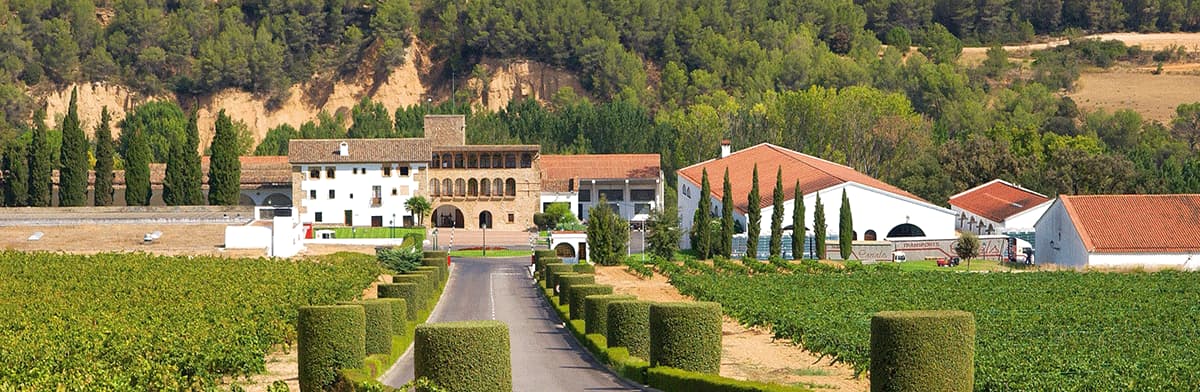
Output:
[719,168,734,258]
[814,193,826,260]
[58,87,88,206]
[746,164,761,259]
[769,166,784,258]
[587,195,629,266]
[691,169,713,259]
[93,107,115,206]
[124,116,152,206]
[2,141,29,206]
[839,189,854,260]
[207,110,242,205]
[28,107,52,207]
[791,181,804,260]
[182,111,204,205]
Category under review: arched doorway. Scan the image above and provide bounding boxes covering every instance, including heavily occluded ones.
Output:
[886,223,926,238]
[479,211,493,228]
[554,243,575,258]
[864,230,877,241]
[238,194,255,206]
[433,205,465,228]
[263,193,292,207]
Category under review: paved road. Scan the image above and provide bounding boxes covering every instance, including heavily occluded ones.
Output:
[380,257,645,391]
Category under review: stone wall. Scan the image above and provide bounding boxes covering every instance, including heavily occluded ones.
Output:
[424,115,465,147]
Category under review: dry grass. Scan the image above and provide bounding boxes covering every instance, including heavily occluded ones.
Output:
[0,223,263,256]
[1070,72,1200,123]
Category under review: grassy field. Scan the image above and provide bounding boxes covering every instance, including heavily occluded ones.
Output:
[331,227,425,240]
[887,259,1011,272]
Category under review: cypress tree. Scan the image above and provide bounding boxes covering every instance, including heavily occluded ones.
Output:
[719,168,734,258]
[746,164,761,259]
[163,130,186,205]
[58,87,88,206]
[124,115,152,206]
[839,189,854,260]
[93,107,115,206]
[791,181,804,260]
[769,166,784,258]
[182,111,204,205]
[207,110,242,205]
[814,193,826,260]
[27,107,51,207]
[2,141,29,206]
[691,169,713,259]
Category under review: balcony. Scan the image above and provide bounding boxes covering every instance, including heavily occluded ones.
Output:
[370,197,382,207]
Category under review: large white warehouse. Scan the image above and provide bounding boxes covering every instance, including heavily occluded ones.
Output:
[1035,194,1200,270]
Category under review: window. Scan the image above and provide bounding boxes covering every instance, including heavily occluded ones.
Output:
[599,190,624,201]
[326,167,335,179]
[400,166,409,176]
[635,203,652,215]
[520,153,533,168]
[309,190,317,199]
[432,154,440,168]
[631,189,655,201]
[480,154,491,168]
[430,179,440,196]
[505,178,516,196]
[349,193,354,199]
[683,186,691,198]
[505,153,517,168]
[391,188,398,196]
[579,191,591,202]
[455,179,466,196]
[468,179,478,196]
[309,168,321,179]
[329,190,335,199]
[507,213,515,223]
[315,212,323,222]
[454,153,465,168]
[352,168,358,174]
[481,179,492,196]
[383,166,391,176]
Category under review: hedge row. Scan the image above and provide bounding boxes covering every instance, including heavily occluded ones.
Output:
[338,300,394,355]
[557,274,595,306]
[375,298,407,334]
[870,310,975,392]
[647,366,807,392]
[536,257,561,281]
[650,302,723,374]
[585,294,636,336]
[572,263,596,274]
[545,264,573,289]
[414,320,512,392]
[569,284,613,320]
[422,251,448,260]
[377,283,419,321]
[390,276,429,312]
[421,258,448,282]
[534,249,558,259]
[607,300,652,360]
[298,305,365,392]
[415,265,443,287]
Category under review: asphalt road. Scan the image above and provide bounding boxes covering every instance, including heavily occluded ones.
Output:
[380,256,645,391]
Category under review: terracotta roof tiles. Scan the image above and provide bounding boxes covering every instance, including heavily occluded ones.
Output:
[288,138,431,164]
[540,154,661,192]
[1061,194,1200,253]
[949,179,1051,223]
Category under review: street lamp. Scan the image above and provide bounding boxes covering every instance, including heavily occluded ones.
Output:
[390,213,396,239]
[433,228,439,250]
[482,220,488,257]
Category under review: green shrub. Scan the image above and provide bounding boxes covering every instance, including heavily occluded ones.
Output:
[338,300,393,355]
[607,300,652,360]
[535,257,559,281]
[646,366,807,392]
[374,298,407,334]
[535,249,557,259]
[377,283,420,321]
[297,305,365,392]
[870,310,975,392]
[623,256,654,278]
[423,251,448,260]
[545,264,573,289]
[607,347,649,384]
[572,263,595,274]
[391,275,429,311]
[414,320,511,392]
[378,247,422,273]
[267,380,290,392]
[421,258,449,283]
[585,294,636,336]
[568,284,613,320]
[649,302,722,374]
[557,274,595,306]
[415,266,442,286]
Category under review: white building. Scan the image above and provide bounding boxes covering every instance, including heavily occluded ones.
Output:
[1035,194,1200,270]
[539,154,664,223]
[289,138,431,227]
[677,143,955,250]
[949,179,1052,235]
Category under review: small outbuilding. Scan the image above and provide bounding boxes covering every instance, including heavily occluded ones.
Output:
[949,179,1052,235]
[1035,194,1200,270]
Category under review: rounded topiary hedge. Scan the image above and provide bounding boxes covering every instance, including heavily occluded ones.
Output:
[545,263,573,289]
[569,284,613,321]
[297,305,365,392]
[870,310,975,392]
[338,300,393,355]
[415,266,443,286]
[535,257,559,280]
[415,320,512,392]
[649,301,723,374]
[421,257,449,277]
[372,298,407,334]
[585,294,636,336]
[607,300,652,360]
[534,249,557,259]
[377,283,420,321]
[391,275,429,311]
[557,274,595,305]
[572,263,595,274]
[423,250,448,260]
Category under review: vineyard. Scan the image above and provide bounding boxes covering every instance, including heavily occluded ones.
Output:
[668,267,1200,391]
[0,251,379,390]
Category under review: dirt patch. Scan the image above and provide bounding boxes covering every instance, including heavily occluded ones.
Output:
[0,223,258,256]
[593,266,868,391]
[1070,72,1200,123]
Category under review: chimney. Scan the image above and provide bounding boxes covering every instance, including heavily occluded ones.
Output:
[720,139,732,158]
[338,141,348,157]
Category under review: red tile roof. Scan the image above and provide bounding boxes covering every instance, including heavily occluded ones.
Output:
[1061,194,1200,253]
[678,143,924,213]
[540,154,661,192]
[949,179,1051,223]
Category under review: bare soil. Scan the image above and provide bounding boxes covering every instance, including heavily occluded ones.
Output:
[593,266,868,391]
[1070,72,1200,123]
[0,223,263,256]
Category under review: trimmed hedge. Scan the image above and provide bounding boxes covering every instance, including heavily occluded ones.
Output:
[374,298,407,334]
[414,320,512,392]
[568,284,613,320]
[415,266,443,286]
[649,302,723,374]
[608,347,650,384]
[421,258,448,280]
[377,283,420,321]
[423,251,448,260]
[391,275,429,312]
[870,310,975,392]
[534,249,557,259]
[557,274,595,306]
[647,366,809,392]
[297,305,365,392]
[339,300,393,355]
[535,257,559,280]
[585,294,636,336]
[572,263,595,274]
[607,300,652,360]
[545,263,573,289]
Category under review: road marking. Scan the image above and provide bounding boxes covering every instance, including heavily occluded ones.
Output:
[489,272,523,320]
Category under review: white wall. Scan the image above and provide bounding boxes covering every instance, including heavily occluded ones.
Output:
[1034,200,1089,268]
[1004,200,1052,232]
[225,225,272,250]
[951,206,1003,234]
[1090,252,1200,270]
[676,175,721,249]
[298,163,427,226]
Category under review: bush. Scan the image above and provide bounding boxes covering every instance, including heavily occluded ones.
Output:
[607,300,652,360]
[623,256,654,279]
[870,310,975,392]
[572,263,595,274]
[607,347,650,384]
[339,300,393,355]
[535,257,560,281]
[557,274,595,306]
[420,258,448,282]
[374,298,407,334]
[535,249,557,259]
[568,284,613,320]
[414,320,511,392]
[534,213,554,230]
[585,294,636,336]
[298,305,365,392]
[267,380,290,392]
[391,275,430,312]
[377,283,420,321]
[423,251,448,260]
[378,247,422,273]
[885,27,911,52]
[650,302,723,374]
[646,366,808,392]
[415,266,443,286]
[843,260,866,273]
[545,264,574,289]
[713,256,749,274]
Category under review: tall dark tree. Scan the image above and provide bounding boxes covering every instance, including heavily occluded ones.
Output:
[719,168,734,258]
[123,115,152,206]
[182,111,205,205]
[2,141,29,207]
[646,206,681,261]
[58,87,88,206]
[746,164,761,259]
[691,169,713,259]
[163,133,187,205]
[587,195,629,266]
[791,181,804,260]
[28,107,52,207]
[769,166,784,258]
[814,193,826,260]
[207,110,242,205]
[93,107,115,207]
[839,189,854,260]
